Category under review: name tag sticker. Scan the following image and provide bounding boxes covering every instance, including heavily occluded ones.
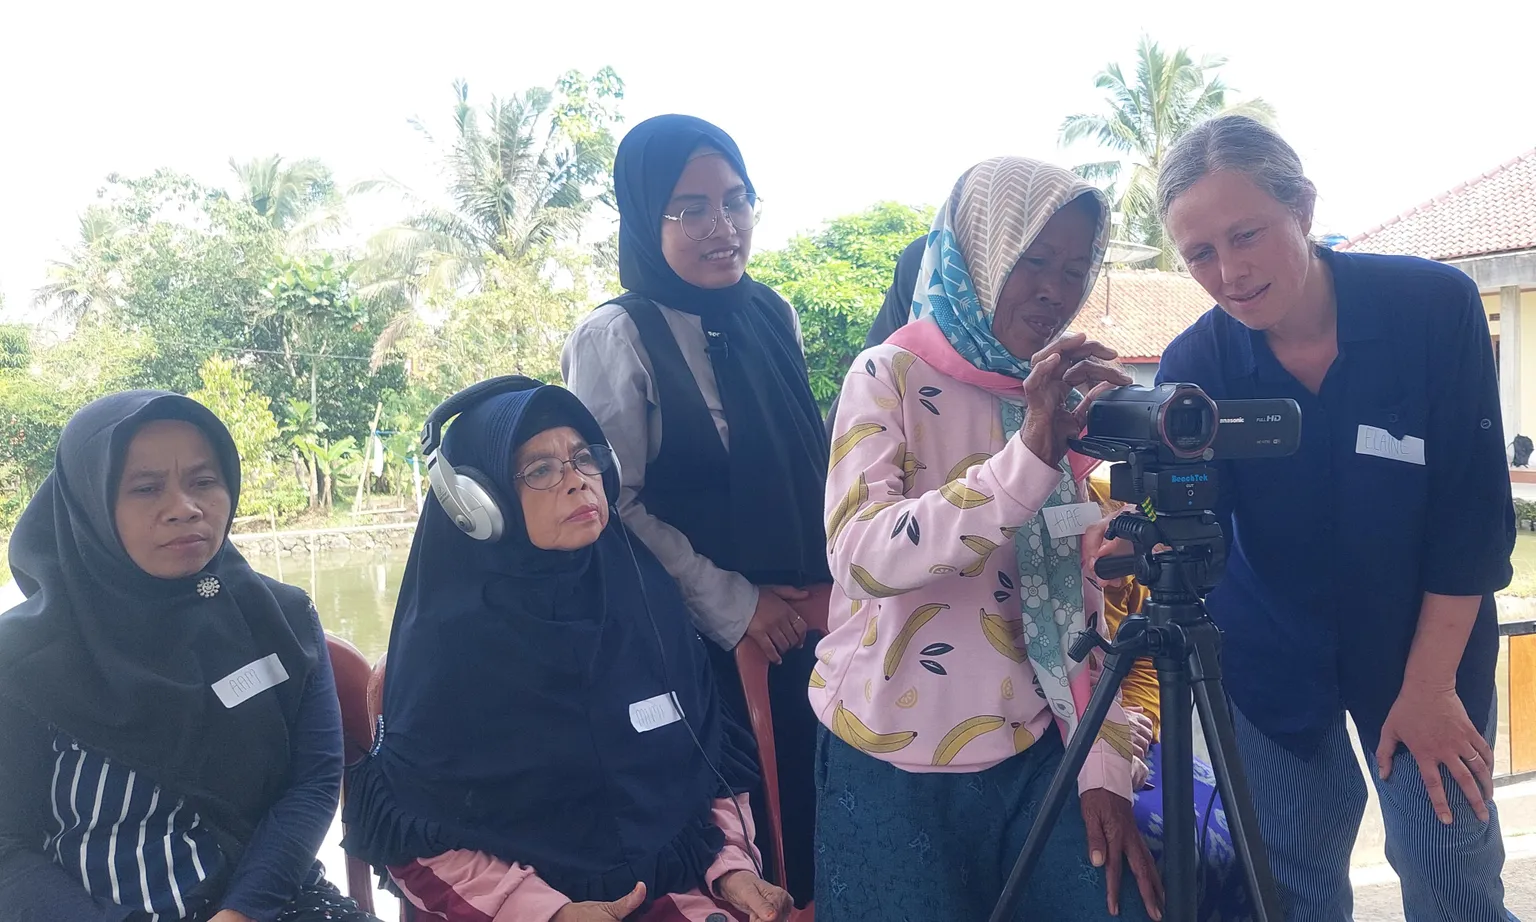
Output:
[629,692,684,733]
[1043,502,1102,539]
[212,654,289,709]
[1356,425,1426,466]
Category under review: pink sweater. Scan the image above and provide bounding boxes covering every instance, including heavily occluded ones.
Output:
[811,331,1132,798]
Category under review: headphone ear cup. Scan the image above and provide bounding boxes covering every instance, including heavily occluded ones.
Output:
[447,466,507,542]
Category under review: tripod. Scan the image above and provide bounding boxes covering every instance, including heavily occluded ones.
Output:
[989,509,1284,922]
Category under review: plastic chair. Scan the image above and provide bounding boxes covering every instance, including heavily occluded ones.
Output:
[734,601,827,921]
[326,634,378,914]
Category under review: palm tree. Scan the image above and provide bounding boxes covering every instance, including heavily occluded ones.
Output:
[1060,37,1275,269]
[355,69,623,365]
[229,155,344,249]
[32,206,127,324]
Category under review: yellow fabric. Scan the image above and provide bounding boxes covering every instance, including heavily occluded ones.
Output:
[1086,477,1162,737]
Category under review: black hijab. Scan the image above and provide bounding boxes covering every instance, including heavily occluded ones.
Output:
[341,384,758,903]
[0,391,320,852]
[614,114,831,586]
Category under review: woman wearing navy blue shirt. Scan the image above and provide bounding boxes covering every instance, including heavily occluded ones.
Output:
[1106,115,1518,921]
[0,392,377,922]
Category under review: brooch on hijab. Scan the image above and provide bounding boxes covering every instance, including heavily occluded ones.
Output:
[196,576,221,599]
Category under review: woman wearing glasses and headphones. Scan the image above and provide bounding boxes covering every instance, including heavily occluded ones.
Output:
[341,380,791,922]
[562,114,831,906]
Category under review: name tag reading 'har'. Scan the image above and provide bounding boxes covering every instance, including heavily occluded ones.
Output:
[1043,502,1102,539]
[1356,425,1426,466]
[212,654,290,709]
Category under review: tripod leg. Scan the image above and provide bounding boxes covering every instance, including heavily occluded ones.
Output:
[1156,629,1198,922]
[989,644,1141,922]
[1188,620,1284,922]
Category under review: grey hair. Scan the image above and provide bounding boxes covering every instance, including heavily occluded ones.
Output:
[1157,115,1317,222]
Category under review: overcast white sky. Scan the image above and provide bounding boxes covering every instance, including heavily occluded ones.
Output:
[2,0,1531,316]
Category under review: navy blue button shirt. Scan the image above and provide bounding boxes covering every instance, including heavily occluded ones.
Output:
[1156,247,1515,757]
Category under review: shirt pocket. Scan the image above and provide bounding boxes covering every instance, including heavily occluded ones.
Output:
[1347,402,1430,517]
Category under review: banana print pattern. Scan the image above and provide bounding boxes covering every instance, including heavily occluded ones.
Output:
[883,603,949,679]
[831,422,886,468]
[959,534,1000,578]
[1096,719,1137,762]
[944,453,993,484]
[932,715,1006,766]
[891,350,918,399]
[889,441,926,496]
[813,343,1131,785]
[832,701,918,754]
[826,474,869,548]
[980,609,1028,662]
[939,480,992,509]
[849,564,911,599]
[861,611,879,647]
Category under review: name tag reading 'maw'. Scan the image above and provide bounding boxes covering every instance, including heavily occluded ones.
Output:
[212,654,290,709]
[1356,425,1425,466]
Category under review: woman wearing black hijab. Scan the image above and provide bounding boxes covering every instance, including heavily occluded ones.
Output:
[340,379,790,922]
[0,391,375,922]
[561,115,829,903]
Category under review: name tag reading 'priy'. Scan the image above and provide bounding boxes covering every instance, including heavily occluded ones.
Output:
[212,654,290,709]
[1356,425,1426,466]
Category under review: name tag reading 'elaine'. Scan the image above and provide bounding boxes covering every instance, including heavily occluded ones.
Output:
[1043,502,1102,540]
[1356,425,1426,466]
[630,692,684,733]
[212,654,290,709]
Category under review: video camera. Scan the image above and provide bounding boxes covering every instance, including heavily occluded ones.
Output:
[1071,383,1302,513]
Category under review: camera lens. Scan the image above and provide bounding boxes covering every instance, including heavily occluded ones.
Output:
[1162,392,1216,456]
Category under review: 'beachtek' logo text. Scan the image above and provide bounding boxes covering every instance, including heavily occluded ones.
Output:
[1168,472,1209,484]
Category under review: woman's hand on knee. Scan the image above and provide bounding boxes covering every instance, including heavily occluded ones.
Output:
[1080,788,1163,920]
[718,870,793,922]
[551,882,646,921]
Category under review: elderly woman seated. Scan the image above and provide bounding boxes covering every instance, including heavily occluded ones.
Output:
[341,378,791,922]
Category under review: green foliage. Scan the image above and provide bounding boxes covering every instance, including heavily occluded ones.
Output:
[355,69,624,341]
[1060,37,1274,269]
[187,355,287,516]
[380,249,587,395]
[0,325,29,370]
[0,324,157,519]
[750,202,934,406]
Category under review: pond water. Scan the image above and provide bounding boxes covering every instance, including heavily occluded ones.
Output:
[253,535,1535,780]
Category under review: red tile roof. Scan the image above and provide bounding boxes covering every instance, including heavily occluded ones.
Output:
[1339,148,1536,261]
[1078,269,1213,361]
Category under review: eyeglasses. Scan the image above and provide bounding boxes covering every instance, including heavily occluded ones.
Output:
[662,192,763,242]
[514,444,614,491]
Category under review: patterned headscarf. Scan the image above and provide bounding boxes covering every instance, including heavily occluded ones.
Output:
[911,157,1113,740]
[911,157,1109,377]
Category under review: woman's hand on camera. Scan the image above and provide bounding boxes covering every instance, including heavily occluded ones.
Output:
[1083,512,1136,585]
[1022,333,1132,467]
